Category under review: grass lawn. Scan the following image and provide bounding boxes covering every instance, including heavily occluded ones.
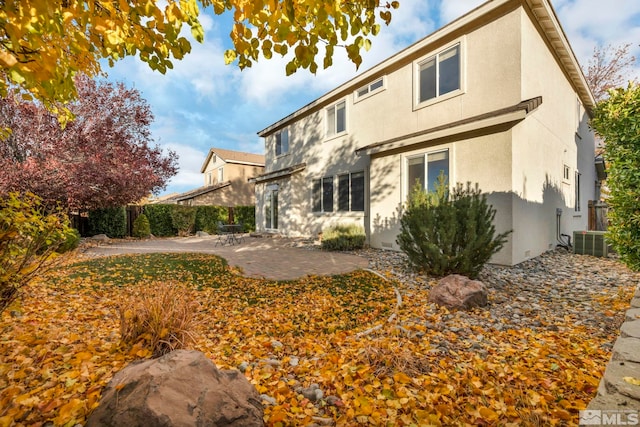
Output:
[0,252,634,426]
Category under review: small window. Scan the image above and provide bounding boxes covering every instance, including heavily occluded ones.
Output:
[575,171,581,212]
[407,150,450,195]
[275,129,289,156]
[337,171,365,212]
[356,77,384,99]
[217,167,224,183]
[563,164,571,182]
[312,177,334,212]
[417,44,461,104]
[326,101,346,137]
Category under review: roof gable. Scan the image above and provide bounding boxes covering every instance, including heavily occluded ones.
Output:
[200,148,265,173]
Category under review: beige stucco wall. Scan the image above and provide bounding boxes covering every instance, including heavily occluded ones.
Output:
[256,3,596,266]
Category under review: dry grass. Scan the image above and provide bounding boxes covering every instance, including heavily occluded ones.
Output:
[117,281,201,357]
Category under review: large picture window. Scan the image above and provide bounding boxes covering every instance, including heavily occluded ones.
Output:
[338,171,365,212]
[407,150,449,194]
[275,129,289,156]
[418,44,460,104]
[326,100,346,137]
[312,177,334,212]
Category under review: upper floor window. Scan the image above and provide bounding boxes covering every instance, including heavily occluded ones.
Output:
[217,167,224,183]
[326,100,346,138]
[417,44,461,104]
[407,149,449,195]
[275,129,289,156]
[356,78,384,100]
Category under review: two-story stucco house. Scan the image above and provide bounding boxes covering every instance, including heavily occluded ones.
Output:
[252,0,604,265]
[174,148,264,207]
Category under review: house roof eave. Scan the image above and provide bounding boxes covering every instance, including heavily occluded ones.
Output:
[356,97,542,156]
[249,163,307,184]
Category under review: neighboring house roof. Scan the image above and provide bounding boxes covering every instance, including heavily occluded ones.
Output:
[257,0,595,138]
[173,181,232,202]
[356,97,543,156]
[200,148,265,173]
[249,163,307,184]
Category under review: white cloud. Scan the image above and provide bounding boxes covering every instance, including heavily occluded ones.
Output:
[439,0,486,25]
[163,143,207,188]
[236,2,437,106]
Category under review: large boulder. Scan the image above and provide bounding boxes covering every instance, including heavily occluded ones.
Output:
[86,350,263,427]
[428,274,488,310]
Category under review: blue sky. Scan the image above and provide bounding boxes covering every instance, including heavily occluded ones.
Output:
[104,0,640,197]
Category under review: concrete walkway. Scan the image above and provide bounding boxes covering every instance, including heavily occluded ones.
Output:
[81,235,370,281]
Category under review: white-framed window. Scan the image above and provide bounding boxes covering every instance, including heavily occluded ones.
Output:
[312,177,334,212]
[207,172,212,186]
[355,77,385,101]
[575,171,581,212]
[338,171,365,212]
[563,164,571,182]
[275,129,289,156]
[326,100,346,138]
[416,43,461,106]
[406,149,450,195]
[217,167,224,182]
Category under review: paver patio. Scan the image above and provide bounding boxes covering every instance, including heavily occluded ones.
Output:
[81,235,370,281]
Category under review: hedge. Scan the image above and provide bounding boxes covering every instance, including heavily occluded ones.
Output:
[88,206,127,238]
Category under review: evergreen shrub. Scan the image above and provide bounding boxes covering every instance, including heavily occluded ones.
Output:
[396,177,511,278]
[132,213,151,238]
[321,224,366,251]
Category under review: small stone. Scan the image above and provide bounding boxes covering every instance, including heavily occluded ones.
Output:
[260,394,277,406]
[271,340,283,348]
[289,357,299,367]
[238,362,249,373]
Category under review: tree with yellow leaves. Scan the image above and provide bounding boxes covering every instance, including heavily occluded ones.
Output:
[0,0,399,112]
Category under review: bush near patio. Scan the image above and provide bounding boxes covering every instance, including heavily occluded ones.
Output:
[170,205,197,236]
[397,177,510,278]
[0,192,74,311]
[144,204,177,237]
[321,224,366,251]
[88,206,127,238]
[233,205,256,233]
[132,213,151,239]
[194,205,228,234]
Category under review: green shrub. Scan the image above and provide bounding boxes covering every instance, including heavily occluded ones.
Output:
[170,205,196,236]
[0,192,73,311]
[132,213,151,238]
[591,83,640,270]
[194,205,228,234]
[321,224,366,251]
[59,228,81,253]
[234,206,256,232]
[396,177,511,279]
[144,204,176,237]
[88,206,127,238]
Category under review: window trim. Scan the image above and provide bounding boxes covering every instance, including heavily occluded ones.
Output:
[354,77,386,103]
[402,147,451,201]
[312,176,334,213]
[413,40,465,110]
[217,167,224,183]
[337,171,365,212]
[563,164,571,183]
[325,100,347,140]
[275,129,289,157]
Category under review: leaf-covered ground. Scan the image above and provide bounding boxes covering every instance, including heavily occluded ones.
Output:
[0,253,635,426]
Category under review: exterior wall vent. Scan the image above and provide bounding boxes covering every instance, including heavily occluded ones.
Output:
[573,231,608,257]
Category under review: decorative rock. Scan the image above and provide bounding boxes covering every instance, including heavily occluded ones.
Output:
[90,234,110,242]
[260,394,277,405]
[428,275,488,310]
[621,320,640,339]
[612,338,640,364]
[289,356,299,367]
[296,383,324,402]
[195,231,209,237]
[86,350,263,427]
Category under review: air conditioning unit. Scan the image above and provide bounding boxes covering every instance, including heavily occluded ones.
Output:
[573,231,608,257]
